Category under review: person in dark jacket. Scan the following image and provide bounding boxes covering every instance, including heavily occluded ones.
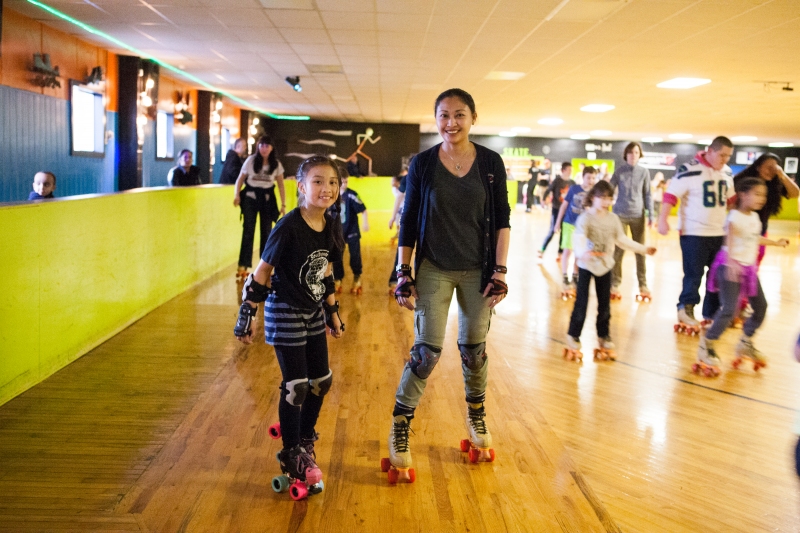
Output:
[167,149,201,186]
[219,137,246,184]
[385,88,511,480]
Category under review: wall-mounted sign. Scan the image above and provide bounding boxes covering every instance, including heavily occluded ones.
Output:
[735,151,762,165]
[785,157,798,174]
[640,151,677,170]
[502,146,533,158]
[584,142,613,152]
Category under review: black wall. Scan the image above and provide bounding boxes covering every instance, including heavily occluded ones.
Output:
[117,55,141,191]
[261,118,420,177]
[421,134,800,180]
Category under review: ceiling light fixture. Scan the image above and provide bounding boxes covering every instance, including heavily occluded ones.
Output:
[537,117,563,126]
[731,136,758,143]
[590,130,611,136]
[580,104,615,113]
[485,71,526,81]
[768,142,794,148]
[570,134,590,140]
[285,76,302,92]
[697,139,712,145]
[668,133,693,140]
[657,77,711,89]
[641,137,663,143]
[511,126,531,133]
[25,0,309,120]
[498,131,517,137]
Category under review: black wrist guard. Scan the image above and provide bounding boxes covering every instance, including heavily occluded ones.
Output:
[323,275,336,299]
[234,302,257,337]
[323,300,345,332]
[241,274,271,303]
[394,264,415,299]
[486,278,508,297]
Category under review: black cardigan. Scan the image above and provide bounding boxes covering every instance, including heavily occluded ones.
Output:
[399,143,511,291]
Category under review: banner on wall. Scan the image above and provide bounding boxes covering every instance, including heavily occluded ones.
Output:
[640,152,677,170]
[571,158,614,182]
[500,146,545,181]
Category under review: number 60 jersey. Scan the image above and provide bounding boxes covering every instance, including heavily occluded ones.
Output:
[663,152,735,236]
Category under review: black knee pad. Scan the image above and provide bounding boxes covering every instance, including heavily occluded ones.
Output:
[282,378,309,406]
[309,370,333,397]
[459,342,486,371]
[409,344,441,379]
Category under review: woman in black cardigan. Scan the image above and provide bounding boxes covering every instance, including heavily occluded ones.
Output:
[383,88,511,481]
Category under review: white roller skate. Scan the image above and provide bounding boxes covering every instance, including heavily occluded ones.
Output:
[675,305,701,336]
[594,336,616,361]
[610,285,623,301]
[560,278,576,300]
[563,335,583,362]
[692,335,721,377]
[380,415,415,483]
[460,404,495,463]
[636,285,652,303]
[350,276,363,295]
[732,334,767,372]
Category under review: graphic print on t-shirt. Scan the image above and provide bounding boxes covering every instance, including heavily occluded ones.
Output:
[300,250,329,301]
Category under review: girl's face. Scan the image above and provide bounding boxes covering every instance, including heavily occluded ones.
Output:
[757,158,780,181]
[258,143,273,158]
[592,194,613,211]
[435,97,475,145]
[740,184,767,211]
[299,164,339,210]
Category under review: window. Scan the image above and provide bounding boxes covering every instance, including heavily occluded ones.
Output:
[156,110,174,160]
[70,83,105,156]
[221,128,231,162]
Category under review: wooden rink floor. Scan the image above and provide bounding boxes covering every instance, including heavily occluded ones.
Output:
[1,209,799,532]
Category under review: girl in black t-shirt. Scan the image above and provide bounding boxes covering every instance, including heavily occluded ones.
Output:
[234,156,345,498]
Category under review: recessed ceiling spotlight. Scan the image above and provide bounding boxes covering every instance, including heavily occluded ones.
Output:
[498,131,517,137]
[657,77,711,89]
[511,126,531,133]
[669,133,693,140]
[537,117,563,126]
[580,104,615,113]
[642,137,663,143]
[590,130,612,136]
[731,136,758,143]
[570,134,590,140]
[485,71,526,80]
[768,142,794,148]
[285,76,302,92]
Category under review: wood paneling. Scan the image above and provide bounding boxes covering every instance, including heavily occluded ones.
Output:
[1,9,41,93]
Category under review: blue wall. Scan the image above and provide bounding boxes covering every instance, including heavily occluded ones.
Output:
[0,85,116,203]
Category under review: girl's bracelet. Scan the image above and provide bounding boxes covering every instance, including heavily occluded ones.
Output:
[493,265,508,274]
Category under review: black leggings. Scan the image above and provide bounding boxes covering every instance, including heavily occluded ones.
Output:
[568,268,612,339]
[274,333,330,449]
[238,188,276,268]
[541,209,563,254]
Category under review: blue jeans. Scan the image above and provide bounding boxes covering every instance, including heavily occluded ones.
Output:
[678,235,723,319]
[394,260,492,409]
[704,266,767,340]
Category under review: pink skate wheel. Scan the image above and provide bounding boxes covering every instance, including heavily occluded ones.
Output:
[289,481,308,501]
[468,448,480,463]
[460,439,471,452]
[380,457,391,472]
[732,359,741,369]
[268,423,281,439]
[674,324,680,332]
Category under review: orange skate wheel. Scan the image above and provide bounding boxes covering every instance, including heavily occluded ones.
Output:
[460,439,471,453]
[468,447,480,463]
[387,467,398,484]
[380,457,391,473]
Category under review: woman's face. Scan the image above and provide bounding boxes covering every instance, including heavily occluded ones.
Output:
[258,143,273,158]
[435,97,475,145]
[757,158,780,180]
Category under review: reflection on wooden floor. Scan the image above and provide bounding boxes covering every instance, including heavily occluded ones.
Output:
[1,209,799,532]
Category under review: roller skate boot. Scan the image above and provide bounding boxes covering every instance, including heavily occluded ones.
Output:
[691,335,721,377]
[460,404,495,463]
[594,336,617,361]
[272,445,323,500]
[635,285,652,303]
[560,278,575,300]
[732,334,767,371]
[674,305,701,336]
[610,286,623,301]
[563,335,583,362]
[334,279,343,294]
[380,415,415,483]
[300,432,319,459]
[350,276,363,295]
[700,318,714,330]
[235,267,249,282]
[537,249,544,262]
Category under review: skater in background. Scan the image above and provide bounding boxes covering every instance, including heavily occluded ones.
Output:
[233,155,345,491]
[329,175,369,294]
[167,149,201,186]
[539,162,575,261]
[651,171,666,219]
[794,333,800,479]
[233,135,287,281]
[219,137,247,185]
[657,136,735,331]
[387,88,510,477]
[28,171,56,200]
[609,141,653,301]
[564,180,656,361]
[526,159,542,212]
[695,177,788,376]
[555,165,597,297]
[388,164,408,290]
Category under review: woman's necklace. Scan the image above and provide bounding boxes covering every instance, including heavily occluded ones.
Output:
[443,144,473,172]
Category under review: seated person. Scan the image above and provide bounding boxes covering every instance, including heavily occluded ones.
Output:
[168,149,201,186]
[28,171,56,200]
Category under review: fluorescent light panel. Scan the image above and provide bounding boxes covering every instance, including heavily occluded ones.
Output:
[768,142,794,148]
[641,137,663,143]
[537,117,563,126]
[570,134,590,140]
[657,77,711,89]
[485,71,526,81]
[590,130,611,136]
[498,131,517,137]
[580,104,615,113]
[731,136,758,142]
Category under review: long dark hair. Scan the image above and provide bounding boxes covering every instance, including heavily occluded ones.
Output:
[734,153,783,216]
[253,135,278,175]
[296,155,345,252]
[733,177,766,209]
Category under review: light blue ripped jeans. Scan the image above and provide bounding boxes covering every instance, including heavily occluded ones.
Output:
[395,260,492,409]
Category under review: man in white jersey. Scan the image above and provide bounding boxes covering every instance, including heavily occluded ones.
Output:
[657,136,735,328]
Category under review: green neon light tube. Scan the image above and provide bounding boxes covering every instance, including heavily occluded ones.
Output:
[26,0,310,120]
